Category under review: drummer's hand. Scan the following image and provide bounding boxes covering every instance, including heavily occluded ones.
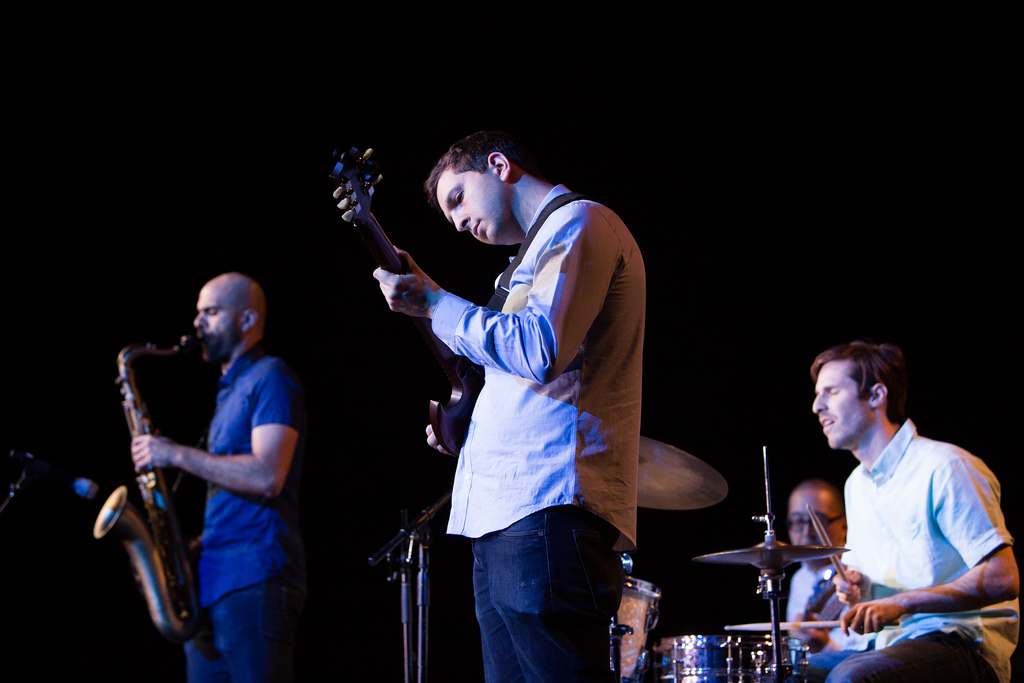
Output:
[841,599,908,635]
[426,423,455,457]
[834,567,866,605]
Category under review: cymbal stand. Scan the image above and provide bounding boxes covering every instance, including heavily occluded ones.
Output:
[369,490,452,683]
[750,447,792,683]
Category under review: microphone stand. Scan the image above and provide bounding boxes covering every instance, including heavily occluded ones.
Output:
[369,490,452,683]
[1,458,45,518]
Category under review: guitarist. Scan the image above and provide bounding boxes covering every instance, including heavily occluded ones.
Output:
[373,131,646,683]
[785,478,857,653]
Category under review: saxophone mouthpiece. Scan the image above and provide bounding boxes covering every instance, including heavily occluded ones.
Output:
[176,335,200,353]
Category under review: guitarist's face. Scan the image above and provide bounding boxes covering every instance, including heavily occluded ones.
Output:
[436,156,521,246]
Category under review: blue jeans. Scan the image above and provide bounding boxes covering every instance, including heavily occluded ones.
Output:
[472,505,625,683]
[184,577,304,683]
[806,631,997,683]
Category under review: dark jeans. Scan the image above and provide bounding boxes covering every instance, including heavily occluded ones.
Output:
[472,506,625,683]
[806,630,998,683]
[184,576,305,683]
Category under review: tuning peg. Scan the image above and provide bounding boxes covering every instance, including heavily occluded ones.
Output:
[332,186,346,199]
[337,197,350,211]
[342,209,355,222]
[363,148,374,160]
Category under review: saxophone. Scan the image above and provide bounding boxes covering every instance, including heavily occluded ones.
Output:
[93,335,202,642]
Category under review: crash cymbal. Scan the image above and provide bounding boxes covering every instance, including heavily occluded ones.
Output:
[637,437,728,510]
[692,538,847,570]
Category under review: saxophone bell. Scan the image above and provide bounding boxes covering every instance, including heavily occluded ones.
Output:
[94,485,201,642]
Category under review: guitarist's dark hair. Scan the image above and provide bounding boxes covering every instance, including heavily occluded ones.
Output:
[424,131,546,212]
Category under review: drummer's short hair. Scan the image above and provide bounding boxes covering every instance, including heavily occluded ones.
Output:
[811,341,908,424]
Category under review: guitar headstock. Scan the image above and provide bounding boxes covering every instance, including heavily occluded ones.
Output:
[330,146,382,224]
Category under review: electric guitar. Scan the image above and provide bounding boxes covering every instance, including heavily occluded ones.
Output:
[330,146,483,456]
[804,572,845,623]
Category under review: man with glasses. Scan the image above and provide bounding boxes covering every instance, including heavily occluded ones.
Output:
[785,478,855,653]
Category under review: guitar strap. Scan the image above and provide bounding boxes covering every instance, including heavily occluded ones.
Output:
[485,192,590,311]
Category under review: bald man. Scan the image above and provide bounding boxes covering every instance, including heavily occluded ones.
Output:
[131,272,307,682]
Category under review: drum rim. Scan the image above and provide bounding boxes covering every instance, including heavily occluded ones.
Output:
[623,577,661,597]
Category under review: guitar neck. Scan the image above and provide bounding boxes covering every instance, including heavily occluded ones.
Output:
[352,215,460,371]
[354,215,404,274]
[331,145,483,456]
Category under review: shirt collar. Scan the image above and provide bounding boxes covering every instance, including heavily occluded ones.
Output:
[865,419,917,484]
[219,344,265,388]
[527,184,571,227]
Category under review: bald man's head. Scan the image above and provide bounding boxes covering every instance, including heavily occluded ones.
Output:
[194,272,267,371]
[204,272,267,336]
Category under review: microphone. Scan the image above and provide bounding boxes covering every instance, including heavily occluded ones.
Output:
[7,450,100,500]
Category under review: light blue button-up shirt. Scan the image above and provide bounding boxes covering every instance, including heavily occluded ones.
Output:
[431,186,645,551]
[843,419,1018,681]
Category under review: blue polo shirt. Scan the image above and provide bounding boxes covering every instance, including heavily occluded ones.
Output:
[199,346,307,607]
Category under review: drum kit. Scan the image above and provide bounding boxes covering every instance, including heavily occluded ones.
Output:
[369,438,845,683]
[612,441,847,683]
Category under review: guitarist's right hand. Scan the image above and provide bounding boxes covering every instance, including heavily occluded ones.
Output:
[373,249,447,319]
[426,423,455,456]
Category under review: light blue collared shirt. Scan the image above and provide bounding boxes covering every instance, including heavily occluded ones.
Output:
[431,186,646,551]
[842,420,1018,682]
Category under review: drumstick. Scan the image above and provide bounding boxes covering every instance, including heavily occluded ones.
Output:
[807,503,850,583]
[725,621,842,632]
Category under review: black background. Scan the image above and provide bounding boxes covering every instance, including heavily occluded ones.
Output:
[2,7,1020,682]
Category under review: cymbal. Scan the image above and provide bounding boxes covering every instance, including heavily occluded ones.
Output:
[637,437,728,510]
[692,538,847,570]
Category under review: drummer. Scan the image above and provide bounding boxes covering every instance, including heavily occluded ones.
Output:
[784,478,857,653]
[807,341,1019,683]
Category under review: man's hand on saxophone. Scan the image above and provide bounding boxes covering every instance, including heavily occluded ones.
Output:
[130,433,181,471]
[131,424,299,499]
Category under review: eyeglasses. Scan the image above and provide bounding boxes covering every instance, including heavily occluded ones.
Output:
[786,511,845,531]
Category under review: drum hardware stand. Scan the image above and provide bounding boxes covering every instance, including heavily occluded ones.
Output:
[369,490,452,683]
[750,447,796,683]
[610,554,634,680]
[693,448,844,682]
[610,622,634,680]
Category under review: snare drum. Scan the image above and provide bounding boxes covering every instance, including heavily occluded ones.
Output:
[613,577,662,682]
[654,634,808,682]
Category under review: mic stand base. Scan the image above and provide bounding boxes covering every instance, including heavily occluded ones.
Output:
[370,491,450,683]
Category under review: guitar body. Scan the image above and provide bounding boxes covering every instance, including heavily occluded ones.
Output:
[804,573,844,622]
[428,355,484,457]
[331,147,483,456]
